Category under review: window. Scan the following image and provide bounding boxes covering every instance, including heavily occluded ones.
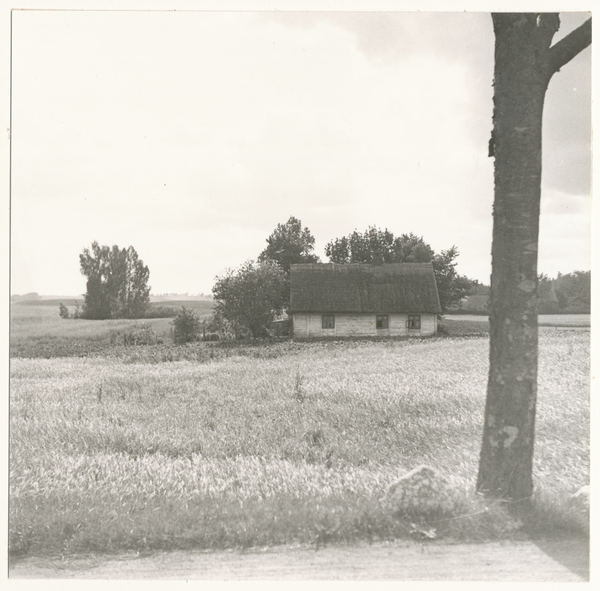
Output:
[322,314,335,329]
[407,315,421,329]
[376,315,389,329]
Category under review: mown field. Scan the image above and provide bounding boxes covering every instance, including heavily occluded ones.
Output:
[9,309,590,557]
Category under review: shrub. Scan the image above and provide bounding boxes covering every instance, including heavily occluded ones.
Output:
[124,326,161,346]
[58,303,70,319]
[437,323,449,336]
[171,307,201,344]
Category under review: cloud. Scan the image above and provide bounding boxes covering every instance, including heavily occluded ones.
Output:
[542,47,592,196]
[10,11,591,295]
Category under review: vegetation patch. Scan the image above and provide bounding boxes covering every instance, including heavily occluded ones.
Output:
[438,318,489,337]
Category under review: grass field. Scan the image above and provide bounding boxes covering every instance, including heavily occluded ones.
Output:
[9,327,590,557]
[537,314,591,327]
[10,300,215,358]
[444,314,590,327]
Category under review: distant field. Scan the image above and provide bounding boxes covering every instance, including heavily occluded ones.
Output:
[446,314,590,327]
[10,297,213,312]
[537,314,591,327]
[10,297,85,307]
[10,300,214,358]
[10,331,589,556]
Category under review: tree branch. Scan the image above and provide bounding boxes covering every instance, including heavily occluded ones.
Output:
[548,17,592,74]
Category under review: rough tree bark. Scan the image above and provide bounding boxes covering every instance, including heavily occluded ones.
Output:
[477,14,591,500]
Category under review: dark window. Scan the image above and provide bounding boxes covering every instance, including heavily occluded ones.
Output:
[322,314,335,329]
[376,315,389,329]
[407,315,421,329]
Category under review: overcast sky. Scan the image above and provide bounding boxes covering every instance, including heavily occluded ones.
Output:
[10,9,592,296]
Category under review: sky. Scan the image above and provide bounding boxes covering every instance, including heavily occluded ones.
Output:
[9,9,592,296]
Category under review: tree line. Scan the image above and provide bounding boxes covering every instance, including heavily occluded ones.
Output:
[538,271,591,314]
[65,219,590,337]
[454,270,591,315]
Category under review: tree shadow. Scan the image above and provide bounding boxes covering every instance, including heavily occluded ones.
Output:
[530,537,589,580]
[507,499,589,580]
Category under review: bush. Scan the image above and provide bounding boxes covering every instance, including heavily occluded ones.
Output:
[125,326,161,346]
[171,307,201,344]
[212,260,286,339]
[58,303,70,319]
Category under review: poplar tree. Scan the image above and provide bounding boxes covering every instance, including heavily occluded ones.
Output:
[79,242,151,319]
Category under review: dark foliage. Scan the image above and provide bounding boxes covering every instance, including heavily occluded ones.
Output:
[171,307,202,344]
[79,242,151,320]
[325,227,472,312]
[212,261,287,339]
[258,216,320,276]
[258,216,320,309]
[553,271,591,313]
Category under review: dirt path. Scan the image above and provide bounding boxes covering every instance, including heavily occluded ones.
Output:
[9,538,589,581]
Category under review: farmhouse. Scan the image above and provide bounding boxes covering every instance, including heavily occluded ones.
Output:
[289,262,441,338]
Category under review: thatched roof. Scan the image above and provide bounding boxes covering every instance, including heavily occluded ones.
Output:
[290,263,441,314]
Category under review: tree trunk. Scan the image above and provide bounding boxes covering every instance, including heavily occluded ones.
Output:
[477,14,591,500]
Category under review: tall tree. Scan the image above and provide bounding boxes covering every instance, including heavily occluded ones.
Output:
[119,246,151,318]
[258,216,320,309]
[477,14,591,500]
[79,242,114,319]
[325,227,471,312]
[258,216,320,276]
[79,242,151,319]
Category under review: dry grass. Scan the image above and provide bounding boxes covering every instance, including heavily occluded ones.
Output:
[9,332,589,556]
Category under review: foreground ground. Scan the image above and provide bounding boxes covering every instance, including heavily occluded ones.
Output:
[10,538,589,581]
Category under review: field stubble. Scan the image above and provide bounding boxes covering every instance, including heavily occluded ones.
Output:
[9,331,590,557]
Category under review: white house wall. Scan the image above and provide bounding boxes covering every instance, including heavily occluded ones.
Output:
[419,313,437,335]
[292,313,437,338]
